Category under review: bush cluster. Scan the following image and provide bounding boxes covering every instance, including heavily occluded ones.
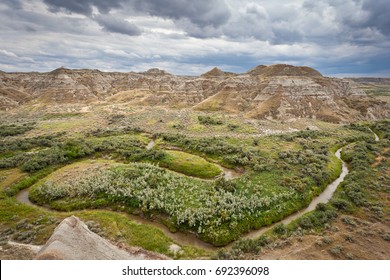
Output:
[198,116,223,125]
[0,123,35,137]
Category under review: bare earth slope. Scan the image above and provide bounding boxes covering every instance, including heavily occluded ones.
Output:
[1,64,388,122]
[35,216,169,260]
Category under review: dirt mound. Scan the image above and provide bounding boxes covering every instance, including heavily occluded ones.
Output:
[201,67,233,78]
[35,216,169,260]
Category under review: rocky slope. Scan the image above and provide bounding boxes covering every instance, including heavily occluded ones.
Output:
[1,64,388,122]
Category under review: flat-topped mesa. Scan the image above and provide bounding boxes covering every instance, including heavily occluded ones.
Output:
[247,64,323,77]
[49,67,103,76]
[349,77,390,85]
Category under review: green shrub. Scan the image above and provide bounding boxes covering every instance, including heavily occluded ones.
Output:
[331,198,352,211]
[329,245,343,256]
[198,116,223,125]
[315,203,327,211]
[215,178,236,192]
[0,124,35,137]
[273,224,287,235]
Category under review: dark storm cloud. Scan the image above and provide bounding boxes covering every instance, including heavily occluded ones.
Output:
[2,0,23,9]
[132,0,231,28]
[43,0,123,15]
[363,0,390,36]
[40,0,387,44]
[300,0,368,44]
[0,7,96,35]
[94,15,141,36]
[42,0,143,37]
[43,0,231,29]
[302,0,390,43]
[324,0,390,36]
[272,28,304,45]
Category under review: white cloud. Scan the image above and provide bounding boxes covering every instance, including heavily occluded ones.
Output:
[0,49,18,58]
[0,49,34,62]
[103,49,141,58]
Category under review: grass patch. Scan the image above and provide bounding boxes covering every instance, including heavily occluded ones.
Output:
[158,150,222,179]
[42,112,85,120]
[4,167,56,197]
[37,118,94,134]
[364,87,390,96]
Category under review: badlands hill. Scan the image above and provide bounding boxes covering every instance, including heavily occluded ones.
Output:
[1,64,388,122]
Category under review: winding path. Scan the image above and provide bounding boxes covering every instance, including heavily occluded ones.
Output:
[15,187,34,207]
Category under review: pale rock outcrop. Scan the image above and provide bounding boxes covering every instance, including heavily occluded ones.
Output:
[35,216,169,260]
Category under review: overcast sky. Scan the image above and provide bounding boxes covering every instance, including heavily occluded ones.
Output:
[0,0,389,76]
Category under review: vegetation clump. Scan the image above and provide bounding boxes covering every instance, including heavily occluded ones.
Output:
[0,123,35,137]
[198,116,223,125]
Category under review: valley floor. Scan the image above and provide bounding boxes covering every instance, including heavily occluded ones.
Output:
[0,105,389,260]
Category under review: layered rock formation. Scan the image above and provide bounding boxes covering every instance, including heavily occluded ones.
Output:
[1,64,388,122]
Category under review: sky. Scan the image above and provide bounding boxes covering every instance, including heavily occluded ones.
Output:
[0,0,389,77]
